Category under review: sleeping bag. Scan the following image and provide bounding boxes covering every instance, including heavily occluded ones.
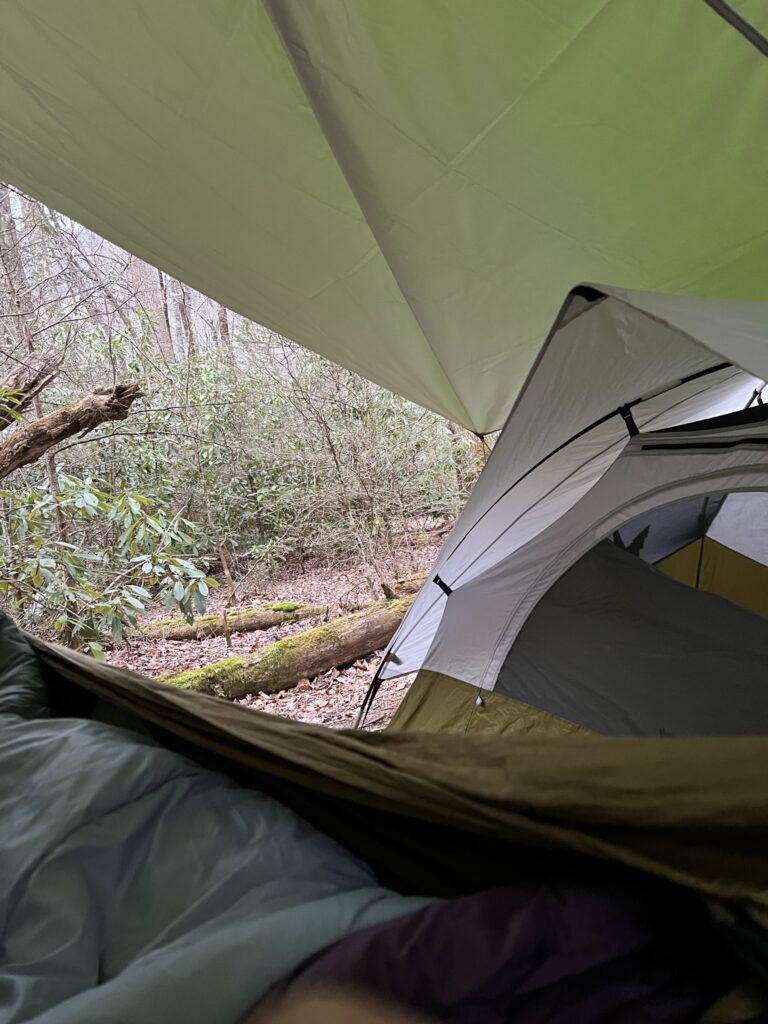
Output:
[0,616,432,1024]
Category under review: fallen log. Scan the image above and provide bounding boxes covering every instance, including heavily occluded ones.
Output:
[145,575,424,641]
[381,572,426,599]
[165,596,413,699]
[0,382,143,480]
[143,601,328,641]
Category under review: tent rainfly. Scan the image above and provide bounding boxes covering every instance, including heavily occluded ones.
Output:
[1,2,768,434]
[361,285,768,738]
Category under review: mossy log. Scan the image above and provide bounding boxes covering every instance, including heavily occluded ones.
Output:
[143,601,325,641]
[166,597,414,699]
[381,572,426,598]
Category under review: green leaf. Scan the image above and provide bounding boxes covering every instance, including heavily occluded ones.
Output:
[172,580,185,601]
[87,641,106,660]
[171,557,198,573]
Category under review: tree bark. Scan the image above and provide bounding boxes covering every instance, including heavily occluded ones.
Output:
[157,269,176,358]
[143,600,331,641]
[176,282,196,357]
[217,303,234,363]
[31,393,68,538]
[0,382,143,479]
[0,352,59,432]
[166,597,413,699]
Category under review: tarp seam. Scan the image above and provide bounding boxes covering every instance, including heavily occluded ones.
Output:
[263,0,476,430]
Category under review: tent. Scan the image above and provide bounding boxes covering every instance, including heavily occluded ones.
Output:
[362,285,768,736]
[1,2,768,434]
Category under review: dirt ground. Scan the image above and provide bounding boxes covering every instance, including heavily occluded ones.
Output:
[108,543,439,730]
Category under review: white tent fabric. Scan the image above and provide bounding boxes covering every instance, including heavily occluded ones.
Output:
[429,434,768,689]
[613,490,768,569]
[381,286,768,685]
[612,495,726,564]
[707,491,768,564]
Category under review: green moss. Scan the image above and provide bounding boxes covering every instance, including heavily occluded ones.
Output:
[166,621,338,698]
[165,654,255,698]
[149,616,183,630]
[164,595,413,700]
[147,602,307,635]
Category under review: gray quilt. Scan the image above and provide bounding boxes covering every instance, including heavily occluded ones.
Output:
[0,617,432,1024]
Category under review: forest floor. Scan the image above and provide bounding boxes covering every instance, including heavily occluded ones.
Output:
[108,540,441,730]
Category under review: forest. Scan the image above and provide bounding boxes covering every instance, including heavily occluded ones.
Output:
[0,183,487,727]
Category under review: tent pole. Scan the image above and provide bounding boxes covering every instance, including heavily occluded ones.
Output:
[694,537,705,590]
[355,663,384,729]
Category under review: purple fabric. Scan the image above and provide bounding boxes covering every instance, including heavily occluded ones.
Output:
[255,874,733,1023]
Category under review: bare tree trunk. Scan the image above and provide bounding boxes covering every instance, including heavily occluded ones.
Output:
[157,269,176,358]
[31,393,68,537]
[0,493,13,552]
[0,185,30,351]
[176,282,196,358]
[217,303,234,363]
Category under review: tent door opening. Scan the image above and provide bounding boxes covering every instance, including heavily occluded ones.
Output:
[494,489,768,738]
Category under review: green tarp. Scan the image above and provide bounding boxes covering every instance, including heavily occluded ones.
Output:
[1,2,767,432]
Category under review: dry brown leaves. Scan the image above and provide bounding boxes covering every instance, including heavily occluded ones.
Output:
[108,543,440,730]
[236,658,414,731]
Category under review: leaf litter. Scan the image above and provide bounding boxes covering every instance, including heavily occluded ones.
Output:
[108,543,439,730]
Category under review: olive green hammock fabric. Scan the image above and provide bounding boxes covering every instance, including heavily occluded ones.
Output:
[2,2,768,433]
[27,632,768,924]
